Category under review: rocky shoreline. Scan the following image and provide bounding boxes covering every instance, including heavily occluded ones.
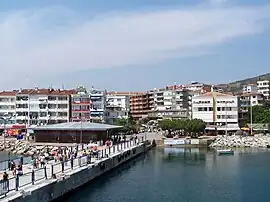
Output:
[0,140,73,156]
[210,134,270,148]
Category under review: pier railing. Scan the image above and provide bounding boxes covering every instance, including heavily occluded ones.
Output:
[0,137,145,198]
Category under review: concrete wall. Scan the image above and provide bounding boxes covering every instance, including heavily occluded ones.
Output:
[9,144,147,202]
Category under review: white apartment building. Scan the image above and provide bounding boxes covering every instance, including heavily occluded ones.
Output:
[242,84,258,94]
[192,92,239,133]
[15,88,74,126]
[90,89,106,122]
[0,91,17,126]
[105,92,130,124]
[184,82,211,93]
[148,87,191,119]
[239,93,265,107]
[257,80,270,100]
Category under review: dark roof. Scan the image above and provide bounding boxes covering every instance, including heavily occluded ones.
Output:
[31,122,122,131]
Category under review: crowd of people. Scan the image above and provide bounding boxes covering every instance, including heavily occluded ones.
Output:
[0,136,139,193]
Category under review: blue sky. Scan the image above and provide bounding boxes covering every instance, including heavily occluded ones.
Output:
[0,0,270,91]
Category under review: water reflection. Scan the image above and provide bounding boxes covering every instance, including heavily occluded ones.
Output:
[162,147,208,166]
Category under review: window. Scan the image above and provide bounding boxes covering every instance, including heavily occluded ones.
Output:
[117,99,121,102]
[58,96,67,101]
[81,105,89,110]
[48,96,56,101]
[72,105,81,111]
[209,107,213,111]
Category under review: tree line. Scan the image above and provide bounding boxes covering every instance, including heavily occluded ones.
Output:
[245,102,270,124]
[158,118,206,136]
[114,117,206,136]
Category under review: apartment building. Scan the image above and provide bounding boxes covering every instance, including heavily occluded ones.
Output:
[105,92,131,124]
[192,91,240,133]
[257,80,270,100]
[130,93,150,120]
[15,88,74,126]
[90,88,106,123]
[71,86,92,122]
[237,92,265,127]
[148,86,192,119]
[0,91,17,125]
[183,82,212,93]
[242,84,257,94]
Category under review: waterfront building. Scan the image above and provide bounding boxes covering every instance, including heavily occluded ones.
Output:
[130,92,151,120]
[15,88,74,126]
[90,88,106,123]
[257,80,270,100]
[237,92,265,127]
[147,86,192,119]
[31,122,121,143]
[105,92,132,124]
[242,84,258,94]
[192,90,240,133]
[0,91,17,125]
[71,86,92,122]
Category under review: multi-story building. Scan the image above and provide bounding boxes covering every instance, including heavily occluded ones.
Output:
[105,92,131,124]
[257,80,270,100]
[147,86,192,119]
[130,93,150,120]
[192,91,240,133]
[242,84,257,94]
[71,86,92,122]
[237,92,265,127]
[0,91,17,125]
[183,82,212,93]
[15,88,74,126]
[90,88,106,123]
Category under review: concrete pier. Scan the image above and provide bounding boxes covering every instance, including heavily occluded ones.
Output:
[0,140,152,202]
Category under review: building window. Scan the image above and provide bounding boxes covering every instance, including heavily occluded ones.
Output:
[209,107,213,111]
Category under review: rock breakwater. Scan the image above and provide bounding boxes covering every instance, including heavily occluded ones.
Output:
[0,140,70,156]
[210,134,270,148]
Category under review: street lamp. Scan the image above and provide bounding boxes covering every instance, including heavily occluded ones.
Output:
[1,112,15,149]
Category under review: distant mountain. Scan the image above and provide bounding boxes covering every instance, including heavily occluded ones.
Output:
[216,73,270,93]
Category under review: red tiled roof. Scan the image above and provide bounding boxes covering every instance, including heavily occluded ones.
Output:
[17,88,76,95]
[0,91,18,96]
[106,91,141,96]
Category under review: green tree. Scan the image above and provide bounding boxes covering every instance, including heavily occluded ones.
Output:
[114,118,136,134]
[158,118,206,136]
[245,104,270,124]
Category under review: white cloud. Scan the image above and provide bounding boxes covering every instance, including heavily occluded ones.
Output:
[0,4,270,87]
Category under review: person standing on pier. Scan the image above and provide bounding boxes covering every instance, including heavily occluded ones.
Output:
[40,155,45,168]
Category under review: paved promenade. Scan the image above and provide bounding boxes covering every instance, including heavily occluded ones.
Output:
[0,140,140,200]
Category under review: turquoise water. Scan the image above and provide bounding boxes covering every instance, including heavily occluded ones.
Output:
[63,147,270,202]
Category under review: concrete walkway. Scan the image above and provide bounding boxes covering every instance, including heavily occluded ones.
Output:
[0,140,139,200]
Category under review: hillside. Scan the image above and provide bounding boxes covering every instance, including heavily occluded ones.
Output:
[216,73,270,93]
